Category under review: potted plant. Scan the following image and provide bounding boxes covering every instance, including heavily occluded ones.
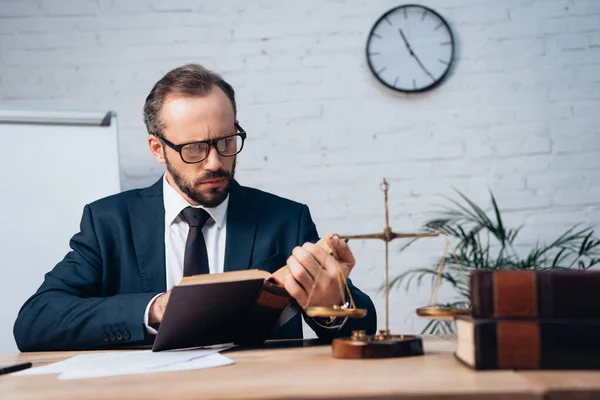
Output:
[388,190,600,334]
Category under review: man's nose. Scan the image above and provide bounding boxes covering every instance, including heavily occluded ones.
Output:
[203,147,222,171]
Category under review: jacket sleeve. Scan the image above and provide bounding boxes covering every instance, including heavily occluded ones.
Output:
[13,204,160,352]
[296,204,378,339]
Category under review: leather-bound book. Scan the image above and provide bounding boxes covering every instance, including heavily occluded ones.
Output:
[471,270,600,319]
[454,316,600,370]
[152,269,292,352]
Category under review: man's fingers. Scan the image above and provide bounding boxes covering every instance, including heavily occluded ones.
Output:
[301,242,331,267]
[149,291,172,325]
[283,268,307,306]
[292,245,321,280]
[302,241,347,279]
[329,235,356,271]
[288,238,358,308]
[287,253,314,293]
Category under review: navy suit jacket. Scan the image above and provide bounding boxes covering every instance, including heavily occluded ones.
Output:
[14,178,377,351]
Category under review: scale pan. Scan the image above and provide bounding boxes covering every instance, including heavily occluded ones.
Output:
[415,305,470,320]
[305,307,368,318]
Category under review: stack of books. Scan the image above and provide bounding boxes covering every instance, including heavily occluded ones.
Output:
[454,270,600,370]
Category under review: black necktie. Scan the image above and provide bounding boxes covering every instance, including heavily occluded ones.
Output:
[180,206,211,276]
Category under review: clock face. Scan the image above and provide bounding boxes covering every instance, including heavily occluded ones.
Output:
[366,5,455,93]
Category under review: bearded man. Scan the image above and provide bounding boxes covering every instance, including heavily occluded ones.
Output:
[13,64,376,351]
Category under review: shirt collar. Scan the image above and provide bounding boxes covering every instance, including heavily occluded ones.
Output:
[162,174,229,228]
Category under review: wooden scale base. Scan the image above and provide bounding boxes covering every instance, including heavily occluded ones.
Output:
[332,330,423,359]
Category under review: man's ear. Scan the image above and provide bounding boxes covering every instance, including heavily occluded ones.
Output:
[148,134,166,164]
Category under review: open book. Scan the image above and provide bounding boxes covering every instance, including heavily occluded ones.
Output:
[152,268,292,352]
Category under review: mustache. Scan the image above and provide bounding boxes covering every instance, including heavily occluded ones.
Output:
[195,169,231,184]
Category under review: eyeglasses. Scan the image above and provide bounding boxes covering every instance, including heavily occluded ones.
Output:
[158,123,247,164]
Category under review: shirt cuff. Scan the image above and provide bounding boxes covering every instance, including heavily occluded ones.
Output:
[311,316,348,330]
[143,293,164,335]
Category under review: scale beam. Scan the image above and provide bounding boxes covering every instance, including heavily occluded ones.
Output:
[338,232,441,241]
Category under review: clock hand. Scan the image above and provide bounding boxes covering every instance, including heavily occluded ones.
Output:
[412,53,436,82]
[398,28,414,55]
[398,28,436,82]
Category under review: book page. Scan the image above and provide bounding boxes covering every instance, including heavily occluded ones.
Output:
[178,269,271,286]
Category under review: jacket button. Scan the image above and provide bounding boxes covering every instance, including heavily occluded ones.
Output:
[103,334,109,342]
[109,333,116,341]
[123,331,131,341]
[116,332,123,341]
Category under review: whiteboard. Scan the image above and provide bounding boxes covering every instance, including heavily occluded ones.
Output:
[0,108,121,353]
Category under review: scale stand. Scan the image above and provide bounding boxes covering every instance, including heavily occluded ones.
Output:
[303,178,470,359]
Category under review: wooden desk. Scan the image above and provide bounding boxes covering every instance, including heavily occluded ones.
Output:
[519,371,600,400]
[0,336,596,400]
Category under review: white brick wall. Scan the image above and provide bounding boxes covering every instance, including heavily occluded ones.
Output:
[2,0,600,335]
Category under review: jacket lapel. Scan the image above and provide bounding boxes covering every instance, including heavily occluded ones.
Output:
[224,180,257,272]
[128,178,167,292]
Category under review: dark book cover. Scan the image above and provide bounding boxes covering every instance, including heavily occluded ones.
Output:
[152,271,291,352]
[455,316,600,370]
[471,270,600,319]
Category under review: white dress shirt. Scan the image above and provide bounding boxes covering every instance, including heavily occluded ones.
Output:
[144,174,228,334]
[162,174,228,284]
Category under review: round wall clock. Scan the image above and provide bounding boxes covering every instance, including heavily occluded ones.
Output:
[365,4,455,93]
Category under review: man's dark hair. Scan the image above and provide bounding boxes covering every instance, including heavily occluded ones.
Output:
[143,63,236,137]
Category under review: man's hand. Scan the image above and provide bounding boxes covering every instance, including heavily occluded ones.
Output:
[283,234,355,308]
[148,290,172,327]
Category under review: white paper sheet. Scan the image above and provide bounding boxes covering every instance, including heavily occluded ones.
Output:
[15,347,234,380]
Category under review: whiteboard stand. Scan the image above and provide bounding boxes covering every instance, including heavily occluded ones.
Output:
[0,108,121,353]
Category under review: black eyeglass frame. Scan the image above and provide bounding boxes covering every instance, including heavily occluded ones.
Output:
[157,123,247,164]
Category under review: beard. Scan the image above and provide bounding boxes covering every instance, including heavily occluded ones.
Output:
[164,151,236,208]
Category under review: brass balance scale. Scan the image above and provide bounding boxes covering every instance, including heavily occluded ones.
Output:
[301,178,470,359]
